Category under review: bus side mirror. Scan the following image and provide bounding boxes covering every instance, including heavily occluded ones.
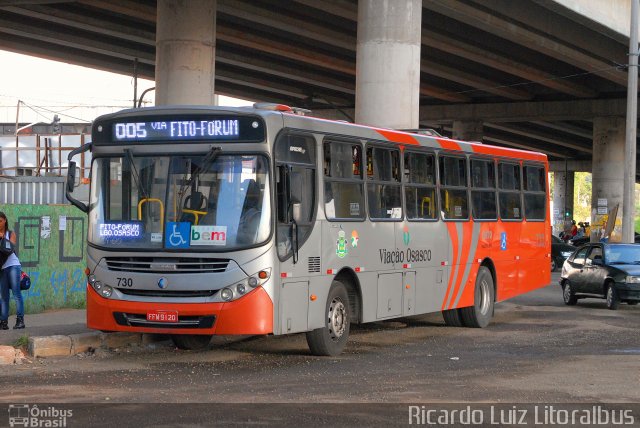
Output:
[66,161,77,193]
[66,143,91,213]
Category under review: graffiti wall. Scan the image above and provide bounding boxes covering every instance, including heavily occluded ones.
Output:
[3,205,86,314]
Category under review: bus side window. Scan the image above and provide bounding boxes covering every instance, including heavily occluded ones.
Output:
[439,155,468,220]
[470,158,497,220]
[498,162,522,221]
[367,145,402,221]
[523,164,546,221]
[404,151,437,221]
[324,140,365,221]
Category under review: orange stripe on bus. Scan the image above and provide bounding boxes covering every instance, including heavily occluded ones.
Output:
[448,221,474,309]
[374,129,420,145]
[437,138,462,151]
[471,144,546,162]
[442,222,459,310]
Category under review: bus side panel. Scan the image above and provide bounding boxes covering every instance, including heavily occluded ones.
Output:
[517,220,550,295]
[404,221,451,314]
[321,220,382,324]
[442,220,485,310]
[490,221,522,301]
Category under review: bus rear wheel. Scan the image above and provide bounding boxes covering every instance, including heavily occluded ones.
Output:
[306,280,350,356]
[442,309,464,327]
[460,266,495,328]
[171,334,213,350]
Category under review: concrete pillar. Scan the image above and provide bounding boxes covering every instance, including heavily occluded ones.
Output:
[553,170,574,236]
[155,0,216,105]
[591,117,626,242]
[355,0,421,129]
[452,120,484,142]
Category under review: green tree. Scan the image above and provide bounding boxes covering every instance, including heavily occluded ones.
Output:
[573,172,592,223]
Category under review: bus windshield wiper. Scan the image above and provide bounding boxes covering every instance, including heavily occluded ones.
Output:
[178,147,221,210]
[125,148,148,199]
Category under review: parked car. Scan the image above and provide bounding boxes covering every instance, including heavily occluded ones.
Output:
[571,233,640,247]
[559,243,640,309]
[551,235,575,271]
[569,235,590,247]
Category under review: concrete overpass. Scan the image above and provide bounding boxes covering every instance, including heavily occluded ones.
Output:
[0,0,638,237]
[0,1,636,157]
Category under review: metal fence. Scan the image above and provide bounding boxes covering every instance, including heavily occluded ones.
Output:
[0,176,67,204]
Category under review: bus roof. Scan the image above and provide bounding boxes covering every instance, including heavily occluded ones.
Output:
[92,104,548,164]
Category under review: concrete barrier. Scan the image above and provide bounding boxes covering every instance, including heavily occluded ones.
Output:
[24,332,166,358]
[28,335,72,358]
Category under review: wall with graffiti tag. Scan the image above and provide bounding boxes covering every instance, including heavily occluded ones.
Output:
[2,205,86,314]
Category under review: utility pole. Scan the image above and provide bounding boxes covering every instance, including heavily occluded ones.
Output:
[623,0,639,243]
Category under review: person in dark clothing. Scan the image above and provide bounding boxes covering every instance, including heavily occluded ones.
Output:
[0,212,24,330]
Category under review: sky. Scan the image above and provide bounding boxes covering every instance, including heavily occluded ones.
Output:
[0,49,250,124]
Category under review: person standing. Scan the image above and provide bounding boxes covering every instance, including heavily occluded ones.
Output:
[0,212,24,330]
[570,220,578,238]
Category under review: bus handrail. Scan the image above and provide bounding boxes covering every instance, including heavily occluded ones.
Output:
[138,198,165,230]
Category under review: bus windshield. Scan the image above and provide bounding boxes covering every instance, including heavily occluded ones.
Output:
[88,153,271,251]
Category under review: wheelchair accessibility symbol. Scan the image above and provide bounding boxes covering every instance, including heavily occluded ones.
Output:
[500,232,507,251]
[165,222,190,249]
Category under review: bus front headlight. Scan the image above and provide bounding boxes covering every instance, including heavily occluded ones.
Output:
[100,285,113,298]
[220,288,234,301]
[218,268,272,302]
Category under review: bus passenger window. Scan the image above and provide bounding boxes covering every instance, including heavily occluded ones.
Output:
[367,146,402,220]
[324,140,364,221]
[404,152,436,220]
[470,158,497,220]
[523,165,546,221]
[439,155,468,220]
[498,162,522,221]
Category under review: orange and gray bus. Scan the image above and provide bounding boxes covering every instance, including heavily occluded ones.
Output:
[66,104,551,355]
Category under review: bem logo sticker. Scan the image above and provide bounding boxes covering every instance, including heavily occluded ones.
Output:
[191,225,227,246]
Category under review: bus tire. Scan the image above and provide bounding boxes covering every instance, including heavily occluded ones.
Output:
[442,309,464,327]
[460,266,495,328]
[306,280,350,356]
[171,334,213,350]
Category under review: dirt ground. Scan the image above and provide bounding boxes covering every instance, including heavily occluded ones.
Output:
[1,272,639,426]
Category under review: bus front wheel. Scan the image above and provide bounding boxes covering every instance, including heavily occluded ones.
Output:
[460,266,495,328]
[306,280,350,356]
[171,334,213,350]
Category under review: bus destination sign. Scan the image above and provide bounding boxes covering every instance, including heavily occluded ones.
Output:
[108,116,264,143]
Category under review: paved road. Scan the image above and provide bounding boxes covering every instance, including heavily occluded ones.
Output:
[1,272,639,426]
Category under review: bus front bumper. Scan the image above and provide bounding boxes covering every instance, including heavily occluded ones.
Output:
[86,285,274,335]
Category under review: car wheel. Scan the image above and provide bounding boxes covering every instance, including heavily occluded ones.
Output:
[627,301,638,306]
[551,259,557,272]
[306,280,350,356]
[442,309,465,327]
[606,284,620,310]
[562,281,578,305]
[460,266,495,328]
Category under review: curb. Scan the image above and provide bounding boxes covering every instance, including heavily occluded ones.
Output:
[27,332,169,358]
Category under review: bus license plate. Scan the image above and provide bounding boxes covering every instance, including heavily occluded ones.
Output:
[146,310,178,323]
